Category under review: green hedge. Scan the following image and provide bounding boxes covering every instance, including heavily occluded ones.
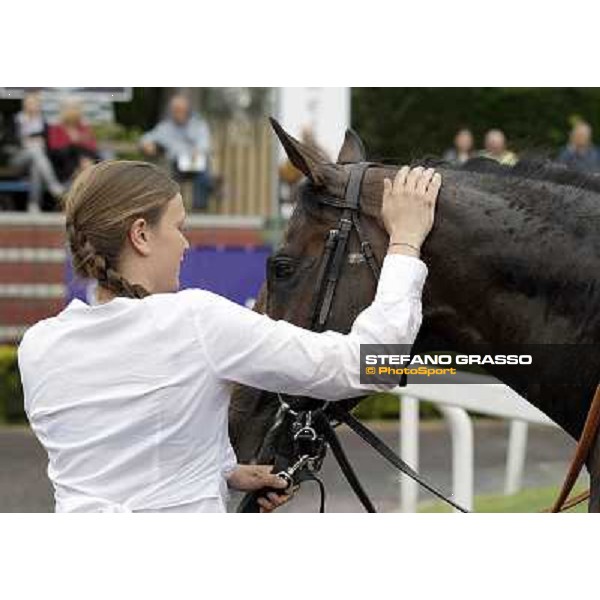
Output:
[352,87,600,162]
[0,345,25,423]
[352,392,440,421]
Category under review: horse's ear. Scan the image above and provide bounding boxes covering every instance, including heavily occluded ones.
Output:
[336,128,366,164]
[269,117,327,185]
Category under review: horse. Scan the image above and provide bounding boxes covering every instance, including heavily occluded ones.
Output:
[229,118,600,511]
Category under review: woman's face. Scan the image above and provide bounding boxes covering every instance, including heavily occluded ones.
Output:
[456,130,473,152]
[147,194,190,293]
[61,102,83,126]
[23,94,41,115]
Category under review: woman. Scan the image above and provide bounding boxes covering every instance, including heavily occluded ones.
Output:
[443,128,474,165]
[47,98,100,184]
[10,92,65,211]
[17,160,441,513]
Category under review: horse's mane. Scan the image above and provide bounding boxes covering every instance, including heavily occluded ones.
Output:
[439,156,600,194]
[297,155,600,232]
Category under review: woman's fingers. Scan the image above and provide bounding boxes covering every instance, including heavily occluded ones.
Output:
[380,163,442,247]
[267,492,286,504]
[425,172,442,205]
[392,166,410,194]
[258,491,290,513]
[249,465,287,490]
[264,473,288,490]
[250,464,299,512]
[383,177,393,200]
[405,166,424,191]
[416,168,435,196]
[258,497,275,512]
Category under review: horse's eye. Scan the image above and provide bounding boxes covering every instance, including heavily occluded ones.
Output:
[271,257,296,280]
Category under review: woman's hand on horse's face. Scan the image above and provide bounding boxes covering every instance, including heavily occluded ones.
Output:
[381,166,442,253]
[227,465,294,512]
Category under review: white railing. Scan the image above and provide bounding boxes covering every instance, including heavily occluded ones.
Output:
[394,372,558,512]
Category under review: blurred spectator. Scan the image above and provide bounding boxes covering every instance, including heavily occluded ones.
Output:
[557,121,600,173]
[480,129,518,166]
[47,98,99,184]
[443,128,474,165]
[140,94,213,210]
[9,92,64,212]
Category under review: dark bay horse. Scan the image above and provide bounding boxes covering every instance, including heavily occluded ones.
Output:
[229,119,600,511]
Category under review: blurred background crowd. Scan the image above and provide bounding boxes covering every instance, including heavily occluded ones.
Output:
[2,87,600,217]
[442,121,599,169]
[0,90,222,213]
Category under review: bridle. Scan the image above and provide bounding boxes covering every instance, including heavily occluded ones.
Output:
[238,162,468,513]
[308,162,380,332]
[238,161,600,513]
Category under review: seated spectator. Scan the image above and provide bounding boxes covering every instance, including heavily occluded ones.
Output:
[480,129,518,166]
[557,121,600,173]
[9,92,64,212]
[47,98,99,184]
[140,94,213,210]
[443,128,474,165]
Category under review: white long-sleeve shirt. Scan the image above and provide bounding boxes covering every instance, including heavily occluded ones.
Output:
[17,254,427,512]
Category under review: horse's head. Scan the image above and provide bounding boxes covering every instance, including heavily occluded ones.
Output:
[229,119,396,463]
[264,119,391,330]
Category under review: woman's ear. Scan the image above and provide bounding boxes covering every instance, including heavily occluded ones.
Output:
[128,218,152,257]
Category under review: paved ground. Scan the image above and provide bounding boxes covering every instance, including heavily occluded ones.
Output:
[0,420,579,513]
[0,426,54,512]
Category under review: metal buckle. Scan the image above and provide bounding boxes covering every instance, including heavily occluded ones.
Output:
[276,393,298,417]
[294,426,317,442]
[325,229,339,247]
[275,454,312,490]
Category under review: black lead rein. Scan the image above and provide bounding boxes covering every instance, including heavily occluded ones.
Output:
[329,406,468,513]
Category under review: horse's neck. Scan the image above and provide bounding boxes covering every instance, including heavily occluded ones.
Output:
[423,172,600,346]
[416,172,600,438]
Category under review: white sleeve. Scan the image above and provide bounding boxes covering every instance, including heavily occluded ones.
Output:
[221,437,238,478]
[188,254,427,400]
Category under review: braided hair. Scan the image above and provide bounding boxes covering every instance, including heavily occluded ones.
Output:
[64,161,180,299]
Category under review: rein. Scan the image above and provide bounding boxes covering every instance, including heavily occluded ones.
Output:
[548,384,600,512]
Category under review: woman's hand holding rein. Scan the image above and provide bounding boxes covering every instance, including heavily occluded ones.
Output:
[227,465,292,512]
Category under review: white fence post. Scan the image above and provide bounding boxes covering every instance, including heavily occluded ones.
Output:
[438,405,474,512]
[394,378,555,512]
[504,420,528,495]
[400,394,419,513]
